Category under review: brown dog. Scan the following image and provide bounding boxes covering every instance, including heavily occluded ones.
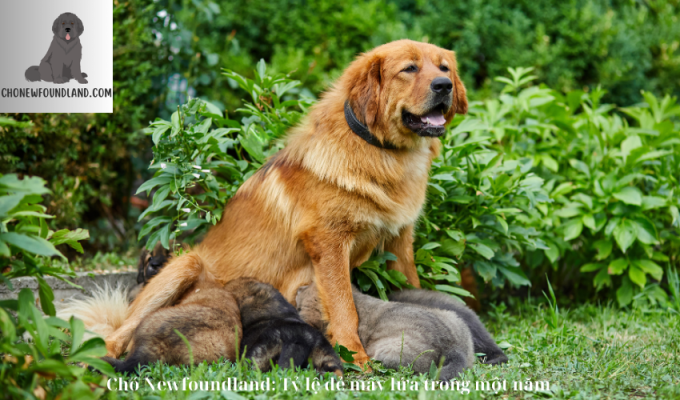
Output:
[105,39,467,366]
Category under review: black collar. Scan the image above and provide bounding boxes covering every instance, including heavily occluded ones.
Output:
[344,100,397,150]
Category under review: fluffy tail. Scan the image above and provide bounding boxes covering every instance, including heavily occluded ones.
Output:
[25,66,41,82]
[58,282,131,340]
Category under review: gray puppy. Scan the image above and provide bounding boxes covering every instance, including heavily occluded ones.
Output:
[388,290,508,365]
[296,284,475,380]
[25,13,88,84]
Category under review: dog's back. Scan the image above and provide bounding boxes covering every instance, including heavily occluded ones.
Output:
[224,278,342,376]
[297,284,475,380]
[102,279,241,373]
[388,289,508,365]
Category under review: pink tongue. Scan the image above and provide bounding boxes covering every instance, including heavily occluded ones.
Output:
[66,33,70,40]
[420,110,446,126]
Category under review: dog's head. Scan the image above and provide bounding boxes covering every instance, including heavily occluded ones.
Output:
[136,242,170,284]
[52,12,84,42]
[342,39,467,147]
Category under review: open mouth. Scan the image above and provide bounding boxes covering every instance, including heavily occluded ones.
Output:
[402,104,448,137]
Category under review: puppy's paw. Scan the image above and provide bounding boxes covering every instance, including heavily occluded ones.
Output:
[53,77,67,84]
[77,78,88,84]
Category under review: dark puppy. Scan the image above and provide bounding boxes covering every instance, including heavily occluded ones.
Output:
[102,276,241,374]
[296,284,475,381]
[136,242,171,285]
[128,243,174,302]
[25,12,88,84]
[223,278,343,376]
[388,289,508,365]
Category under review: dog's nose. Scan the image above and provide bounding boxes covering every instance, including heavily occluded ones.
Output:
[431,77,453,94]
[65,28,71,32]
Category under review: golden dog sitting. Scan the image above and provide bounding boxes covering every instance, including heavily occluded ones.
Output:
[105,39,468,367]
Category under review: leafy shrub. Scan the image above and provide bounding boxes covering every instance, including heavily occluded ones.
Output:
[0,167,113,398]
[456,67,680,305]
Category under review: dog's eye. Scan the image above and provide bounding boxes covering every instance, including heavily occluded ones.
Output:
[402,65,418,73]
[440,65,450,72]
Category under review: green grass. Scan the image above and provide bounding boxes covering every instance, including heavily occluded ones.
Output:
[80,298,680,400]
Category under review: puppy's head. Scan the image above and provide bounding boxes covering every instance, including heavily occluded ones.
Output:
[52,13,84,42]
[343,39,467,147]
[295,283,327,332]
[136,242,170,284]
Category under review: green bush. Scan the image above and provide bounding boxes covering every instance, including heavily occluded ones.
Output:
[0,161,113,398]
[456,67,680,305]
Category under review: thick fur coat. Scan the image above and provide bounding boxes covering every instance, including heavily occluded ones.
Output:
[388,290,508,365]
[224,278,342,375]
[296,284,475,380]
[102,276,241,374]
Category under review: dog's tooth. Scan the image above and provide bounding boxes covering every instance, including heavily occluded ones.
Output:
[426,117,430,125]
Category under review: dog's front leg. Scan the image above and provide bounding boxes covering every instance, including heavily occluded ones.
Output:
[301,230,370,368]
[384,225,421,288]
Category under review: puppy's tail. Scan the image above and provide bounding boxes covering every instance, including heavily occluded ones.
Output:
[25,66,41,82]
[58,282,131,340]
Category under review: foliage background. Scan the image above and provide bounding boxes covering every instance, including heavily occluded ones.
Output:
[1,0,679,303]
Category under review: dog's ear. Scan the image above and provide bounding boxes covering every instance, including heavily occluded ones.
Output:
[348,54,382,129]
[52,16,60,35]
[75,15,84,36]
[445,50,468,117]
[453,71,468,115]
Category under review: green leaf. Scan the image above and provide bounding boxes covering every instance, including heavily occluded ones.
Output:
[445,229,464,241]
[421,242,441,250]
[612,187,642,206]
[569,159,590,178]
[628,265,646,288]
[632,260,663,281]
[0,193,24,217]
[474,261,497,282]
[37,277,56,316]
[632,218,658,245]
[239,127,265,162]
[440,238,465,258]
[608,258,628,275]
[469,243,494,260]
[69,316,85,354]
[580,263,604,272]
[616,278,634,307]
[641,196,666,210]
[563,219,583,241]
[136,175,173,195]
[171,110,181,135]
[50,228,89,253]
[0,232,62,258]
[593,240,613,261]
[613,220,637,253]
[498,265,531,286]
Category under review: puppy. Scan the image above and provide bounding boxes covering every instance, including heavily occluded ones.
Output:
[25,13,88,84]
[102,276,241,374]
[296,284,475,380]
[388,290,508,365]
[128,243,180,302]
[224,278,343,376]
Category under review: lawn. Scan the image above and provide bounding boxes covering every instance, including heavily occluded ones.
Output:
[85,298,680,400]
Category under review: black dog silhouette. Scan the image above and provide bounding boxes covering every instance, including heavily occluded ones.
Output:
[25,12,88,84]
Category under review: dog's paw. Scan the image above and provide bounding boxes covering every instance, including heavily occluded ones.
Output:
[77,78,88,84]
[53,77,67,84]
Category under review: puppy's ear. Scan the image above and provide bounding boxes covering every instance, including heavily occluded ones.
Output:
[453,72,468,115]
[348,54,382,129]
[75,15,84,35]
[52,16,60,35]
